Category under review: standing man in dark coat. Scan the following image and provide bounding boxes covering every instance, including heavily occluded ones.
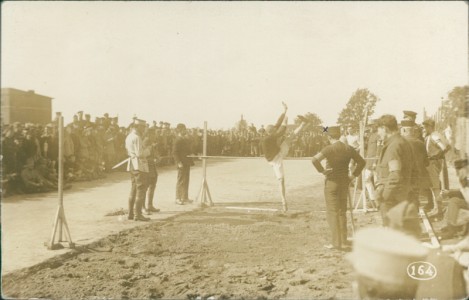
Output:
[400,119,430,207]
[375,115,414,226]
[312,126,365,250]
[173,123,193,205]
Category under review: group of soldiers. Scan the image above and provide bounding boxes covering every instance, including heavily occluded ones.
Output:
[314,109,453,247]
[365,111,450,220]
[260,102,468,298]
[124,118,195,221]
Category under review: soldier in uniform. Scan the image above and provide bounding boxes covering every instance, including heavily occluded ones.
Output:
[375,115,414,226]
[312,126,365,250]
[400,119,430,206]
[142,133,160,214]
[422,118,451,216]
[125,119,150,221]
[403,110,424,142]
[173,123,194,205]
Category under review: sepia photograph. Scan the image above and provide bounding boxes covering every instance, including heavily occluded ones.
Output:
[1,1,468,299]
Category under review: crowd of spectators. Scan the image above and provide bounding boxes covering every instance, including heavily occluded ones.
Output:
[1,112,329,197]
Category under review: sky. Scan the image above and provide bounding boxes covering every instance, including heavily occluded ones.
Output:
[2,1,467,129]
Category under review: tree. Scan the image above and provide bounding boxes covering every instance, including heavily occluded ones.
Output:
[294,112,323,127]
[440,85,468,128]
[337,88,380,129]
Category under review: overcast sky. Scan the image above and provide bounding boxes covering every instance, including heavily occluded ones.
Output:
[2,1,467,129]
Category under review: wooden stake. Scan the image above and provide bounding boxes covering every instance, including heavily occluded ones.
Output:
[46,113,74,250]
[353,111,378,213]
[197,121,213,207]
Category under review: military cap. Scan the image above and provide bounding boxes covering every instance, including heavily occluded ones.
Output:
[348,227,428,286]
[403,110,417,120]
[400,120,415,127]
[422,119,435,127]
[133,118,146,126]
[176,123,187,131]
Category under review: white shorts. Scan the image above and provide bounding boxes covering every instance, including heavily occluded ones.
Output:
[268,138,291,179]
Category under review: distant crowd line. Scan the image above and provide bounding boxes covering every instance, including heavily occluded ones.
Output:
[1,112,331,197]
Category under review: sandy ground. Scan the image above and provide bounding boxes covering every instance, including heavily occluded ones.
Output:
[1,158,460,299]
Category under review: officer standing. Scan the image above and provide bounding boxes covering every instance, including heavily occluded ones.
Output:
[422,119,451,216]
[375,115,414,226]
[312,126,365,250]
[125,119,150,221]
[400,119,430,206]
[173,123,194,205]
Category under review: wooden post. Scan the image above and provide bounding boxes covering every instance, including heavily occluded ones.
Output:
[46,113,74,250]
[353,110,377,213]
[197,121,213,207]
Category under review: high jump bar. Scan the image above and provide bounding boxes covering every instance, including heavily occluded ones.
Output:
[189,155,377,160]
[189,155,314,160]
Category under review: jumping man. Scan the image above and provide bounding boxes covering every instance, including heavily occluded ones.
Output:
[262,102,308,212]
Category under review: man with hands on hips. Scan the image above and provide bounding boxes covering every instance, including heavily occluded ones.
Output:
[312,126,365,251]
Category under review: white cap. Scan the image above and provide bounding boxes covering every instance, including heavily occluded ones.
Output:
[348,227,428,286]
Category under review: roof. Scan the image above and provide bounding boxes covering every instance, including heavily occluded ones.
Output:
[1,87,53,100]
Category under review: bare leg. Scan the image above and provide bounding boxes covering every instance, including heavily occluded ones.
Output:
[278,178,288,212]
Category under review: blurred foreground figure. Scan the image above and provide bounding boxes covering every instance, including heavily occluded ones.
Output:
[348,227,429,299]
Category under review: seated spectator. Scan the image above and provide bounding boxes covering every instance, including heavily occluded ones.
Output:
[21,158,57,193]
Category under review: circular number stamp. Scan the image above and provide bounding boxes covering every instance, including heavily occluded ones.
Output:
[407,261,437,280]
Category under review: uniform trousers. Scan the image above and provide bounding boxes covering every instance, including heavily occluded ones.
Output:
[324,177,349,248]
[128,171,148,217]
[176,165,190,200]
[146,173,158,209]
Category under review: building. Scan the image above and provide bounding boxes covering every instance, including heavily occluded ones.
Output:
[1,88,53,125]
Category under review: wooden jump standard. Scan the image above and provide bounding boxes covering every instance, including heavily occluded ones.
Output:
[46,112,74,250]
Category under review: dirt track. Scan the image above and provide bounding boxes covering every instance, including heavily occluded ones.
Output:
[2,159,451,299]
[3,203,378,299]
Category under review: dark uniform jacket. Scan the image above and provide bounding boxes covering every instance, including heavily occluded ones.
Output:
[376,134,413,203]
[405,137,430,190]
[172,136,193,167]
